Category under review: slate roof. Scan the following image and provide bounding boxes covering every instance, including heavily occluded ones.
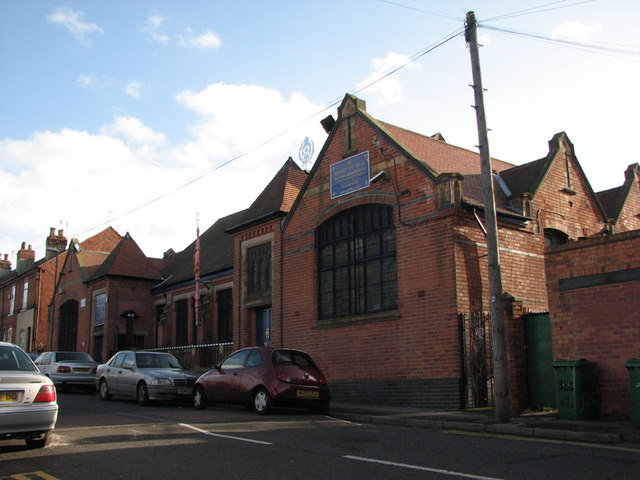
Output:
[227,157,307,232]
[90,232,162,282]
[157,209,248,289]
[596,163,640,222]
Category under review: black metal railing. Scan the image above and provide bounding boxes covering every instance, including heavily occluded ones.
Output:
[149,342,234,371]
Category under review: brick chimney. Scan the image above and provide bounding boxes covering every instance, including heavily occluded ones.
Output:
[17,242,35,273]
[0,254,11,279]
[46,227,68,259]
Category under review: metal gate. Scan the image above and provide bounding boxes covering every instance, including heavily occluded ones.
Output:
[461,311,495,408]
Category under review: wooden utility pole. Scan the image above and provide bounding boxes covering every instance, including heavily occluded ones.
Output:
[465,11,511,424]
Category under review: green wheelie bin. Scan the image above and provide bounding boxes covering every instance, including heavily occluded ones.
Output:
[553,359,598,420]
[624,359,640,425]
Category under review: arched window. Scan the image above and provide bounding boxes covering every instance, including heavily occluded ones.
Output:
[317,204,397,319]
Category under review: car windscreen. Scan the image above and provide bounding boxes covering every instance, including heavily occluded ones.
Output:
[272,350,316,368]
[56,352,94,362]
[136,353,184,369]
[0,345,38,372]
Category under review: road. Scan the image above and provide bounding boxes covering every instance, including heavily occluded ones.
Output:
[1,391,639,479]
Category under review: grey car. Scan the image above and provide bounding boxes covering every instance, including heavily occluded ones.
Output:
[95,351,197,405]
[34,351,98,392]
[0,342,58,448]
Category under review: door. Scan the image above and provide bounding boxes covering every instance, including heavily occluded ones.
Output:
[208,349,249,401]
[256,308,272,347]
[58,300,78,351]
[525,313,557,409]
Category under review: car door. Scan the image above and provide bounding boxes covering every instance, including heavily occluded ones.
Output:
[35,352,52,376]
[206,349,249,402]
[104,352,127,394]
[118,352,138,398]
[237,349,264,403]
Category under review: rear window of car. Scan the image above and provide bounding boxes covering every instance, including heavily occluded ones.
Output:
[0,345,38,372]
[56,352,94,362]
[272,350,316,368]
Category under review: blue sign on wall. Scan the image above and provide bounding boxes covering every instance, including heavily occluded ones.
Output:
[330,151,370,199]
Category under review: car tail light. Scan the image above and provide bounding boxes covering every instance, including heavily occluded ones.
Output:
[277,372,292,383]
[34,385,56,403]
[57,365,71,373]
[91,366,97,374]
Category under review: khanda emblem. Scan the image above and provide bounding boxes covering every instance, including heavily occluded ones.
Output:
[299,136,314,171]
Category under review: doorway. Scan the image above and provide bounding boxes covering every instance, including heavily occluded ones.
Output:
[256,308,272,346]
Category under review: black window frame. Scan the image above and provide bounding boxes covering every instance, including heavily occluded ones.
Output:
[317,204,398,320]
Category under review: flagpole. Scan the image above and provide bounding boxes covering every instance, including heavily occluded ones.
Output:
[194,214,201,328]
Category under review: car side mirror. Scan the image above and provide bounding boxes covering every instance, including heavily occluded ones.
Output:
[123,359,135,370]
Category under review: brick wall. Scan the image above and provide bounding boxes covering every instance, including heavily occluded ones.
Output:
[546,230,640,418]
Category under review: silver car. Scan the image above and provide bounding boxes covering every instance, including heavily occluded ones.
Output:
[96,351,197,405]
[0,342,58,448]
[34,351,98,392]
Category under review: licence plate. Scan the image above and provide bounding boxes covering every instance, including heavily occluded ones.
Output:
[74,368,90,373]
[0,391,21,403]
[178,388,191,395]
[296,389,319,399]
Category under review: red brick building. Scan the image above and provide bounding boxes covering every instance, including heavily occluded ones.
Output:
[0,228,67,353]
[17,93,638,416]
[52,228,162,362]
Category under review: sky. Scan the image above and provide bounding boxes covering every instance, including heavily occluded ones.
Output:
[1,0,639,262]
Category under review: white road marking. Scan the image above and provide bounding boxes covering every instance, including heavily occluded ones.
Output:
[344,455,506,480]
[179,423,273,445]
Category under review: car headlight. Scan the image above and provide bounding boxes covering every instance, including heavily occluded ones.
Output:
[150,378,172,386]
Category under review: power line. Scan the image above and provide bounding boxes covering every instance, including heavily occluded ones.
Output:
[480,24,640,60]
[65,27,464,244]
[482,0,596,22]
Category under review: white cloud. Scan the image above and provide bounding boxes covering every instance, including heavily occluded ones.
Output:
[47,7,103,45]
[179,28,222,50]
[356,52,419,106]
[552,21,602,42]
[77,73,111,90]
[125,81,144,99]
[100,117,165,146]
[142,14,170,44]
[0,84,328,260]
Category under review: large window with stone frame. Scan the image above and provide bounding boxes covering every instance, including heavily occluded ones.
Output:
[317,204,397,319]
[245,242,272,304]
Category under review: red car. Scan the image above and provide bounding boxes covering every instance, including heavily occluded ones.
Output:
[193,347,330,414]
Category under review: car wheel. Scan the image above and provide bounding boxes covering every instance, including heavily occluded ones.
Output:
[137,382,150,406]
[25,432,50,449]
[193,385,207,410]
[253,387,272,415]
[99,379,112,400]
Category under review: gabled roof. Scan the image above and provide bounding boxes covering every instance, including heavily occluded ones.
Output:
[597,163,640,222]
[70,227,123,282]
[157,209,248,289]
[227,157,307,233]
[90,232,161,282]
[283,94,524,229]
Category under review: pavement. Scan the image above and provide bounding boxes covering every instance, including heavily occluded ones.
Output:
[329,402,640,446]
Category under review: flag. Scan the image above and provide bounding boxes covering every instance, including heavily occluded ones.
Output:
[194,224,200,326]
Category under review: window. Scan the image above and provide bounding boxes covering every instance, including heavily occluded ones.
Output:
[317,204,397,319]
[9,285,15,316]
[220,349,249,370]
[245,349,262,368]
[246,243,271,303]
[93,292,106,326]
[217,289,233,343]
[22,281,29,310]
